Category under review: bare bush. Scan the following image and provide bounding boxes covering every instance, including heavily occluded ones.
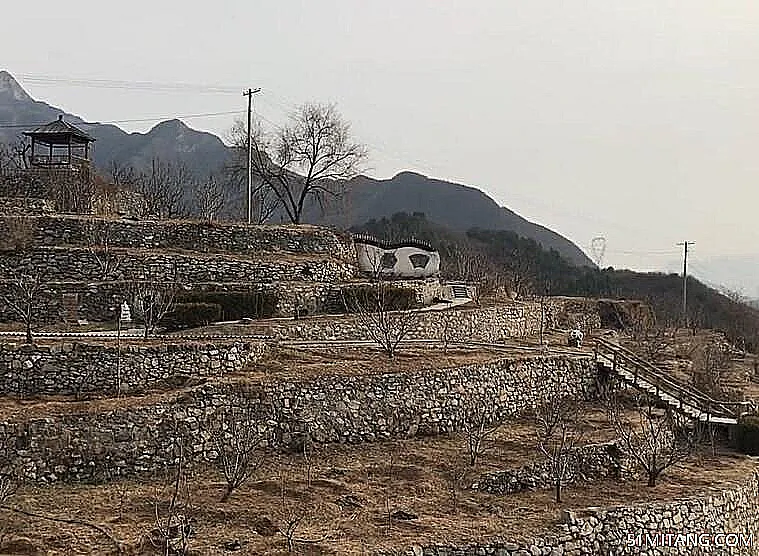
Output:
[535,396,585,503]
[129,268,179,339]
[442,460,468,514]
[275,469,330,553]
[84,219,123,280]
[692,340,732,399]
[211,403,266,502]
[607,393,699,487]
[461,403,500,467]
[44,172,95,214]
[343,277,418,359]
[149,429,195,555]
[0,265,47,344]
[193,175,225,221]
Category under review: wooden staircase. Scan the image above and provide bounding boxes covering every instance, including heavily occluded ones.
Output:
[595,338,751,425]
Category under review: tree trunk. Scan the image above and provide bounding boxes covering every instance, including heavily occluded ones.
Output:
[647,472,657,487]
[221,485,233,503]
[555,479,562,503]
[25,320,32,344]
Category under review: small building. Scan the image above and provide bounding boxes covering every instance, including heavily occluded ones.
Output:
[24,115,95,180]
[353,234,441,278]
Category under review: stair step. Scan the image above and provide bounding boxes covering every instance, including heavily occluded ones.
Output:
[601,347,739,424]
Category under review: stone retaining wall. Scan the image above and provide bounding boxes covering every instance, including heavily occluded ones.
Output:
[0,280,344,323]
[0,197,56,216]
[472,442,628,495]
[384,469,759,556]
[0,340,267,397]
[386,470,759,556]
[0,215,355,261]
[265,300,604,343]
[0,354,597,483]
[0,247,356,283]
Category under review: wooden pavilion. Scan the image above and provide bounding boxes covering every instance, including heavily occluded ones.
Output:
[23,115,95,179]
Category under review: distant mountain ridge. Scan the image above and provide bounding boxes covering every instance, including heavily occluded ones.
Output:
[308,172,594,267]
[0,71,230,176]
[0,69,592,266]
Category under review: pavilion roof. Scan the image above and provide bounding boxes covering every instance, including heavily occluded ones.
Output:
[23,115,95,144]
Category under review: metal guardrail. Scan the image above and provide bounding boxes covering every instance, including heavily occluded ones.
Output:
[595,338,750,420]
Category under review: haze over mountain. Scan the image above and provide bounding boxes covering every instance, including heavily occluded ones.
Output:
[1,68,592,266]
[0,71,229,176]
[311,172,594,266]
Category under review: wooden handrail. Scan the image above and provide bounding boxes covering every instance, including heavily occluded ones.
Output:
[596,338,746,419]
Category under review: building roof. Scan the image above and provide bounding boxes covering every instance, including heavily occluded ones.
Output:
[352,232,437,252]
[23,115,95,143]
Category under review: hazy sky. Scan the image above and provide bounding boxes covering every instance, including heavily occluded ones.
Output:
[4,1,759,288]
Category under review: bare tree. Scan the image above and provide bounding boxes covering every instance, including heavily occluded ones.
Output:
[0,264,47,344]
[84,219,123,281]
[442,460,468,514]
[607,393,698,487]
[461,403,500,467]
[211,403,266,502]
[135,158,191,219]
[108,160,140,189]
[535,396,585,503]
[500,246,537,300]
[692,340,732,400]
[0,445,18,508]
[0,138,29,172]
[129,277,178,339]
[630,326,673,363]
[343,278,418,359]
[299,426,315,489]
[275,469,329,553]
[150,432,194,556]
[231,103,368,224]
[192,174,225,221]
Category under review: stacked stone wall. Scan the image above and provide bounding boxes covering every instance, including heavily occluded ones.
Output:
[0,340,267,397]
[0,215,355,261]
[384,469,759,555]
[0,197,56,216]
[472,442,628,495]
[0,247,355,284]
[264,300,605,343]
[0,354,597,483]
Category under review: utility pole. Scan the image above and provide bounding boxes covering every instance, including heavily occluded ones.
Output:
[676,241,695,328]
[243,87,261,224]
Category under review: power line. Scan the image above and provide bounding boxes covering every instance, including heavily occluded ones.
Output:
[0,110,245,129]
[18,74,241,94]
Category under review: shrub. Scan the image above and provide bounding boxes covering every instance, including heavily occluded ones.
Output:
[164,302,222,331]
[732,415,759,455]
[336,284,417,314]
[175,291,277,320]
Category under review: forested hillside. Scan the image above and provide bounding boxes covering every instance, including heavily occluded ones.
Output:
[353,212,759,350]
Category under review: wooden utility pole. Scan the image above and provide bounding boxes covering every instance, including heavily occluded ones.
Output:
[677,241,695,327]
[243,87,261,224]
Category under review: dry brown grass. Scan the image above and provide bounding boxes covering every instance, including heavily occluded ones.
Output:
[242,344,586,382]
[1,410,753,555]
